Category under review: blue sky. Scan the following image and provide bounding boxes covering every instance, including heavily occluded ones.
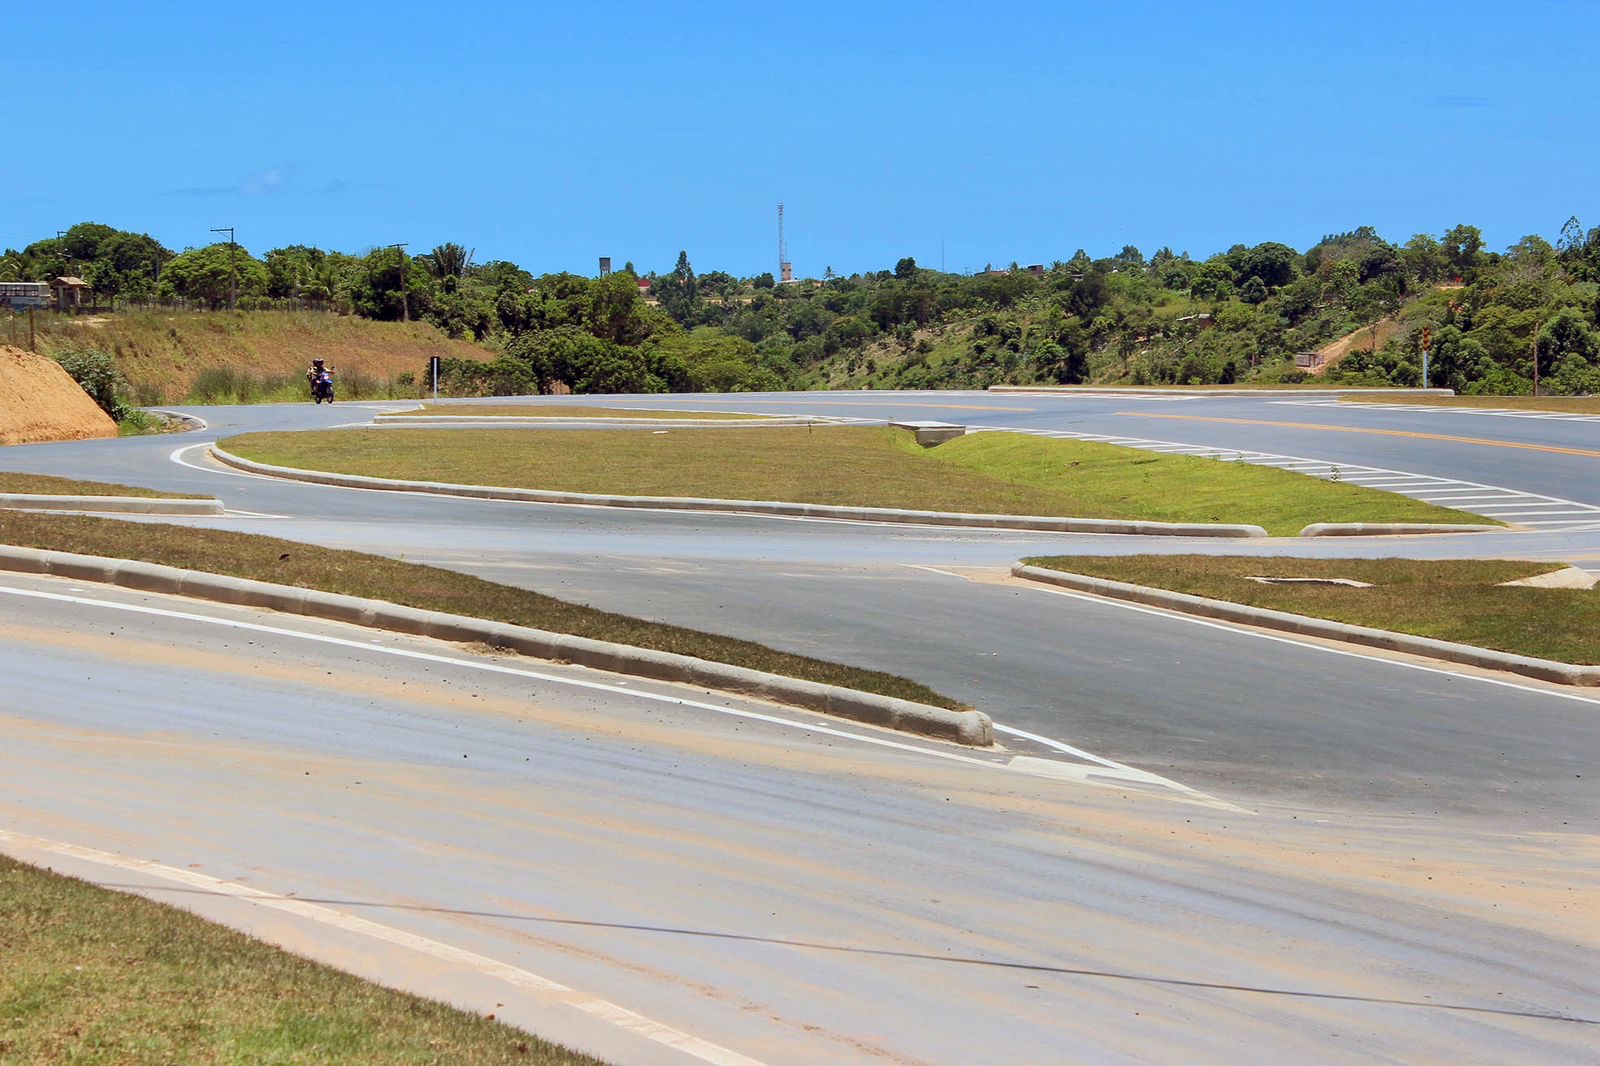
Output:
[6,2,1597,277]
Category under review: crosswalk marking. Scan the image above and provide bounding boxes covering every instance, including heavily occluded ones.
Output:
[1271,399,1600,423]
[967,425,1600,532]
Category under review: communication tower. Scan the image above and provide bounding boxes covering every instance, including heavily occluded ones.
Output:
[777,202,793,283]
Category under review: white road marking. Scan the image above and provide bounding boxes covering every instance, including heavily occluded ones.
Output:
[1270,399,1600,423]
[0,830,767,1066]
[992,723,1127,769]
[1015,581,1600,708]
[903,564,968,580]
[0,582,1225,806]
[967,425,1600,531]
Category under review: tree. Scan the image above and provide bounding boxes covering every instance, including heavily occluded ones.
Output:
[1400,234,1448,284]
[655,250,699,325]
[425,243,473,292]
[894,257,918,280]
[1442,224,1485,281]
[1239,242,1297,289]
[162,243,269,309]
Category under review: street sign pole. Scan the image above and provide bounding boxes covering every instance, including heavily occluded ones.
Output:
[430,355,439,400]
[1421,326,1431,389]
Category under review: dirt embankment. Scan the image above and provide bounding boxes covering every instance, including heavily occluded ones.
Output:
[36,311,493,403]
[0,346,118,445]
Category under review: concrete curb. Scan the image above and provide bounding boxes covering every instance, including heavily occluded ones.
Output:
[1011,563,1600,687]
[146,410,209,431]
[209,446,1269,538]
[987,386,1456,397]
[1298,522,1505,537]
[0,494,225,516]
[0,544,993,746]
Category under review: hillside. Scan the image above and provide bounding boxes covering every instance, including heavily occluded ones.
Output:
[32,311,493,404]
[0,345,117,444]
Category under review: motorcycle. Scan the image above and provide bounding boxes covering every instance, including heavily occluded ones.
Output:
[310,368,335,404]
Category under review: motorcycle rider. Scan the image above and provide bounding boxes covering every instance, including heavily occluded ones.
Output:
[307,357,335,402]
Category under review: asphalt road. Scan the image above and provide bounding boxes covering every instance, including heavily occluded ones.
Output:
[3,388,1598,1061]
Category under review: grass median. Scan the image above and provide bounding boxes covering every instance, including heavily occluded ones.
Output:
[0,471,207,499]
[0,854,603,1064]
[0,508,960,709]
[394,404,769,419]
[1341,394,1600,414]
[222,426,1490,536]
[1023,555,1599,664]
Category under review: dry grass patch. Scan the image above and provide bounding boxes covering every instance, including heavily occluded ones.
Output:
[34,310,491,404]
[0,855,603,1064]
[0,472,207,499]
[1024,555,1600,664]
[223,426,1491,536]
[0,509,960,709]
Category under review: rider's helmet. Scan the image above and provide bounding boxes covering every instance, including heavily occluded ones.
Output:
[312,357,326,368]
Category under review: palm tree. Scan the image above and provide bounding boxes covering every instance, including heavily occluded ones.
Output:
[428,243,473,282]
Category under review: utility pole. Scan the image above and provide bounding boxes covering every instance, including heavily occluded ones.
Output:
[1532,320,1543,397]
[210,227,237,309]
[387,243,409,322]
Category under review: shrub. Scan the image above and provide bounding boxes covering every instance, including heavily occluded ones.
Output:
[54,348,128,420]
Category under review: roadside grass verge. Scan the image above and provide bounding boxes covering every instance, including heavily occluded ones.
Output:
[0,472,206,499]
[0,509,960,709]
[1341,394,1600,414]
[222,426,1490,536]
[1022,555,1599,664]
[395,404,770,419]
[0,854,602,1064]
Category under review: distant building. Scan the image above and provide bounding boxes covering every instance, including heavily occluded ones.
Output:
[51,276,89,313]
[598,256,612,277]
[1294,351,1322,370]
[0,281,50,309]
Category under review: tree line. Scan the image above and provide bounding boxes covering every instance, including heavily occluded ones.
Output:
[6,217,1599,396]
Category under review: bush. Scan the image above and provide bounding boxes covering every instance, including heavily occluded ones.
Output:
[54,348,128,420]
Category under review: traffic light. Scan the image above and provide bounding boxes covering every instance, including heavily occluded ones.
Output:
[1421,326,1432,350]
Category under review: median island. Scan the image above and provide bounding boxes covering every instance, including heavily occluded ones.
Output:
[1022,555,1599,665]
[0,471,208,499]
[220,426,1488,536]
[0,507,959,709]
[391,404,769,419]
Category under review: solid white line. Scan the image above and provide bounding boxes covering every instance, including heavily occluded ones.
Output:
[904,564,967,580]
[1015,582,1600,708]
[0,584,987,770]
[992,723,1127,769]
[0,580,1237,806]
[0,830,767,1066]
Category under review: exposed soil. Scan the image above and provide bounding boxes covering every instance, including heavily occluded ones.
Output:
[0,345,117,445]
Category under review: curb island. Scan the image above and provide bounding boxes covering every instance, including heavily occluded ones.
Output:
[0,544,994,746]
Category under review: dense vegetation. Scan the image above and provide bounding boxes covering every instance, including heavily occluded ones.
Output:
[6,217,1600,397]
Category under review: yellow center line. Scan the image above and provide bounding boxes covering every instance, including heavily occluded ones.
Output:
[1120,412,1600,460]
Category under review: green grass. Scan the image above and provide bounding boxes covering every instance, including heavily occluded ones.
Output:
[1343,393,1600,413]
[1022,555,1599,664]
[222,426,1491,537]
[0,854,604,1064]
[395,404,769,419]
[0,508,960,709]
[0,471,206,498]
